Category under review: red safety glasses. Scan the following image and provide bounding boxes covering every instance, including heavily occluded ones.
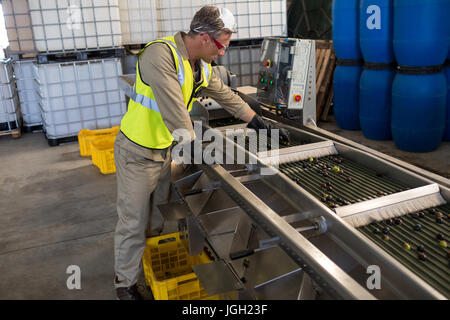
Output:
[210,36,228,52]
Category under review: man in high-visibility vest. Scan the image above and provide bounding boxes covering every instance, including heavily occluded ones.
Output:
[114,5,289,299]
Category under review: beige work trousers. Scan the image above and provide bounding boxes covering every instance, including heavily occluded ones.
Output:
[113,131,171,288]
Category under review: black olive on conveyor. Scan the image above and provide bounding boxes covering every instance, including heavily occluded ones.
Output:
[436,217,444,224]
[386,219,393,225]
[394,218,403,225]
[437,233,445,241]
[417,245,425,252]
[418,211,426,218]
[418,253,427,261]
[411,212,420,219]
[373,228,381,234]
[413,224,422,231]
[382,227,390,234]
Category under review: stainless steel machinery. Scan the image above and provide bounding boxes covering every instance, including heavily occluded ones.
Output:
[164,121,449,300]
[256,37,316,125]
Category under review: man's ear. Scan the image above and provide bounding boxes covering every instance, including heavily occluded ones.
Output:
[200,33,209,45]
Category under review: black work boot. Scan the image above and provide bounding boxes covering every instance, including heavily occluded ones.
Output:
[115,284,143,300]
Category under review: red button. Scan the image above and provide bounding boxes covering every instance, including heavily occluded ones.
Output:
[294,94,302,102]
[263,61,268,67]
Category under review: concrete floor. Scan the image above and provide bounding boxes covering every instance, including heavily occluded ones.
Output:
[0,132,122,299]
[0,116,448,299]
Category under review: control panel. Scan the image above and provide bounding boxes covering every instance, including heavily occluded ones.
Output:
[256,38,316,125]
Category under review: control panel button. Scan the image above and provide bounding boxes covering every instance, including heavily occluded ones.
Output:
[263,59,271,68]
[294,94,302,102]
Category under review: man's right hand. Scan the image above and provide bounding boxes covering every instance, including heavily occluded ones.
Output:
[247,114,290,146]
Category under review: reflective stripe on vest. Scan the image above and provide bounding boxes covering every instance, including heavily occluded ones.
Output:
[130,90,160,114]
[158,39,185,86]
[202,60,210,82]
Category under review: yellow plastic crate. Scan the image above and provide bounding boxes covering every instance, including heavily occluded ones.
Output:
[78,126,119,157]
[142,232,236,300]
[90,136,116,174]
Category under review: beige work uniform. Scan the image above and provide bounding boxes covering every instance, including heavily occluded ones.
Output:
[113,32,252,288]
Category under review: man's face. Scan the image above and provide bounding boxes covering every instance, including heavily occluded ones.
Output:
[200,32,232,63]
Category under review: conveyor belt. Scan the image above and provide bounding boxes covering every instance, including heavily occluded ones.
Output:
[212,119,313,151]
[358,204,450,298]
[209,118,246,127]
[279,155,410,209]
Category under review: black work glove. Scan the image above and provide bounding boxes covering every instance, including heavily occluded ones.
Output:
[247,114,290,146]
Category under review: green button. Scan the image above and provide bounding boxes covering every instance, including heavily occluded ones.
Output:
[269,80,273,85]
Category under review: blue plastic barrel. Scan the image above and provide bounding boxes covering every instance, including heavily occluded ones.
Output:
[332,0,361,60]
[360,0,394,63]
[444,65,450,141]
[392,69,447,152]
[333,64,362,130]
[360,65,395,140]
[393,0,448,67]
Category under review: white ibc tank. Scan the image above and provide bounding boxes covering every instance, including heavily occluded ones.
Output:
[0,59,21,131]
[13,60,42,126]
[33,58,126,139]
[2,0,36,54]
[119,0,158,45]
[28,0,122,52]
[217,44,261,86]
[157,0,287,40]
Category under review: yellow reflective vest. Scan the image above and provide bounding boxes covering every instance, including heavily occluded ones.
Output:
[120,36,212,149]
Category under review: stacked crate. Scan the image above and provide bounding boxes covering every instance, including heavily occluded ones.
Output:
[0,58,21,138]
[118,0,288,87]
[33,58,125,145]
[214,0,288,86]
[12,59,42,131]
[3,0,126,145]
[2,0,39,133]
[156,0,286,40]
